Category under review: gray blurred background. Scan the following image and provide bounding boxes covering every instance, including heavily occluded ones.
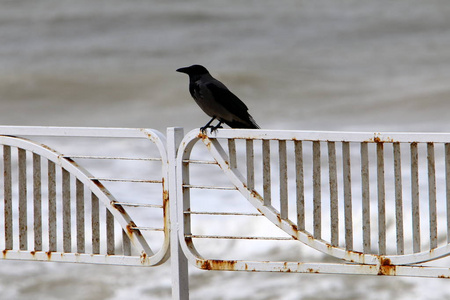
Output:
[1,1,450,299]
[2,0,450,133]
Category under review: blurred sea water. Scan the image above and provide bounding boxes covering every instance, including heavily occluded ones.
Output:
[1,1,450,299]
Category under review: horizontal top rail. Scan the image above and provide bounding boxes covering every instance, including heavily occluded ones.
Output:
[202,129,450,143]
[3,126,450,143]
[0,125,165,141]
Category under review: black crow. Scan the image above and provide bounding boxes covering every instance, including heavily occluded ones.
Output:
[176,64,260,132]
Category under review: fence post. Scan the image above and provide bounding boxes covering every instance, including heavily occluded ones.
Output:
[167,127,189,300]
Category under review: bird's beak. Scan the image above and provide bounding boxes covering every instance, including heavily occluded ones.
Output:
[176,67,189,74]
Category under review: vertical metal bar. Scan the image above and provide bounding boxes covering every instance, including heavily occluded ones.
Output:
[91,192,100,254]
[182,150,192,238]
[313,141,321,239]
[262,140,271,206]
[168,127,189,300]
[18,148,27,250]
[427,143,437,250]
[33,153,42,251]
[377,143,386,255]
[122,229,131,256]
[62,169,71,252]
[360,142,371,252]
[76,179,85,253]
[48,161,57,252]
[328,142,339,246]
[446,143,450,243]
[106,208,115,255]
[228,139,237,169]
[342,142,353,251]
[393,142,404,255]
[246,139,254,190]
[279,140,288,219]
[295,141,305,231]
[411,143,421,253]
[3,145,12,250]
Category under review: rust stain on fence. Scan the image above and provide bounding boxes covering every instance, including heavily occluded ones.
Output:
[306,268,319,274]
[140,251,148,264]
[343,249,366,263]
[368,134,395,143]
[197,132,209,140]
[198,259,238,271]
[283,262,293,273]
[127,222,138,235]
[92,179,112,196]
[111,202,126,214]
[163,181,169,223]
[378,257,397,276]
[250,189,263,202]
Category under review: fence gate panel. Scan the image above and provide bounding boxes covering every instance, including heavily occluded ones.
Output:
[176,129,450,278]
[0,126,169,266]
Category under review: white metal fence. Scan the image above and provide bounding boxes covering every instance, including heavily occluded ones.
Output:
[177,129,450,277]
[0,126,169,266]
[1,126,450,299]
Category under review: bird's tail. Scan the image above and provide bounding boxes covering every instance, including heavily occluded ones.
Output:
[247,114,260,129]
[227,114,260,129]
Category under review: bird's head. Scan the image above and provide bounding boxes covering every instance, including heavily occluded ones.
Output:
[176,65,210,78]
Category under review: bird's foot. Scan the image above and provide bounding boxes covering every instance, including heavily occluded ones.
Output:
[210,124,223,133]
[200,122,223,134]
[200,125,213,134]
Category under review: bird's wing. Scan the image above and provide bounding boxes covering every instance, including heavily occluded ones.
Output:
[205,81,249,117]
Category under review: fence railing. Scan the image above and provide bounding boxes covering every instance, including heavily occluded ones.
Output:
[1,126,450,300]
[177,129,450,278]
[0,126,169,266]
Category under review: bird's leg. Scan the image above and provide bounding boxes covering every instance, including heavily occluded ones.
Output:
[210,121,223,133]
[200,117,216,133]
